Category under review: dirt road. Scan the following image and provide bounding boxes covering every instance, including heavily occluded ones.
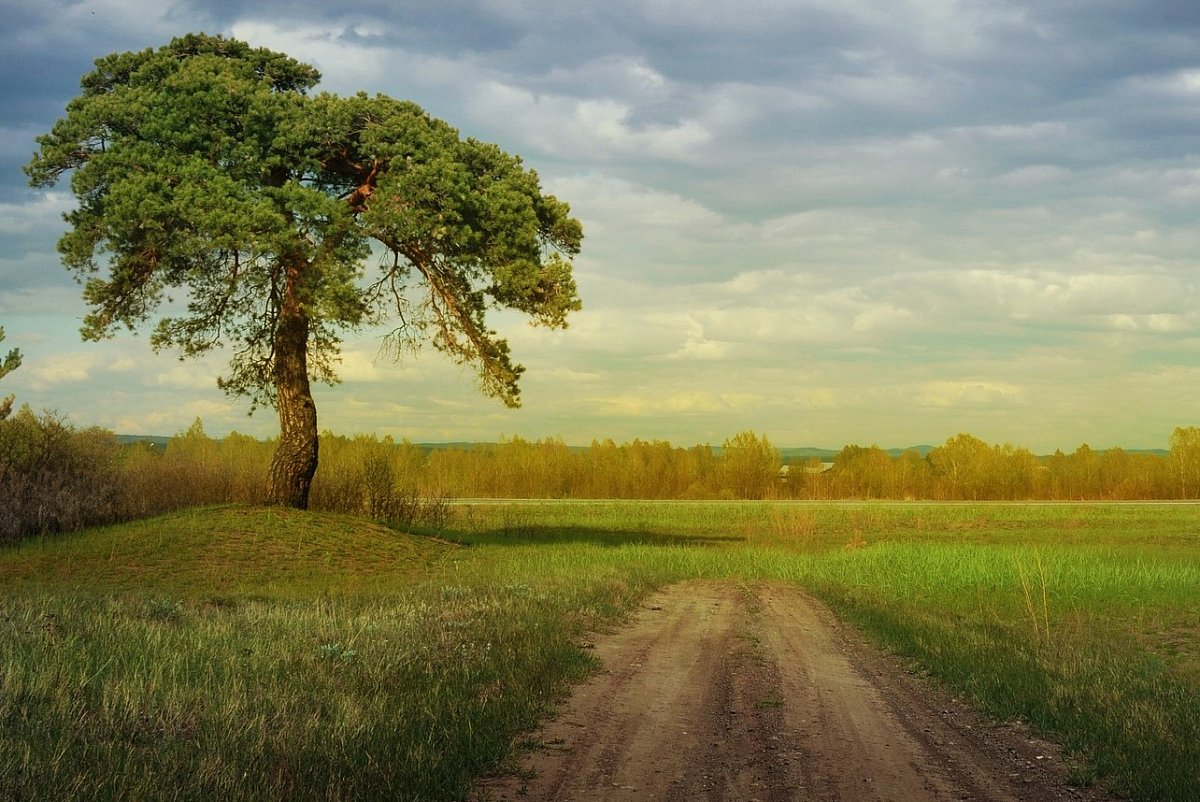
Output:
[476,581,1113,802]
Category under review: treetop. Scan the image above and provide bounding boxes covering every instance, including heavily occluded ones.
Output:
[26,33,582,410]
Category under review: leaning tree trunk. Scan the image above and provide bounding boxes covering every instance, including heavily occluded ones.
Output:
[267,266,319,508]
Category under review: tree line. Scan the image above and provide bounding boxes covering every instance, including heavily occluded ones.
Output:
[813,432,1200,501]
[4,408,1200,542]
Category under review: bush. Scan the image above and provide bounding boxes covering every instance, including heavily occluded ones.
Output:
[0,406,124,542]
[309,433,449,528]
[119,421,268,517]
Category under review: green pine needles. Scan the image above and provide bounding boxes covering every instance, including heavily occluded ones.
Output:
[26,33,582,507]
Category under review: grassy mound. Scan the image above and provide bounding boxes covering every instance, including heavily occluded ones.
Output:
[0,505,669,802]
[0,505,454,596]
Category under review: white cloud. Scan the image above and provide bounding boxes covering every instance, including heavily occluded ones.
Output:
[551,175,727,232]
[793,387,839,410]
[467,81,711,163]
[153,363,220,390]
[998,164,1074,188]
[917,380,1027,408]
[946,270,1194,321]
[850,302,914,333]
[595,390,758,417]
[335,349,385,383]
[9,0,200,50]
[24,353,98,391]
[228,20,395,91]
[71,0,192,33]
[1125,68,1200,97]
[0,285,83,317]
[667,316,730,361]
[541,55,672,99]
[0,193,72,235]
[1106,313,1193,334]
[112,399,236,436]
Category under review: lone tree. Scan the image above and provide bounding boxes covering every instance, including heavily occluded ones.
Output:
[26,34,582,508]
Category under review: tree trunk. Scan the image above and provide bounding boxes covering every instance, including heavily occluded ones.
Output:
[267,266,318,508]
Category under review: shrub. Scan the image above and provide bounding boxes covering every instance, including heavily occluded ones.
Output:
[0,406,124,542]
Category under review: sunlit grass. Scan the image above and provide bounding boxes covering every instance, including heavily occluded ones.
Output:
[448,501,1200,800]
[1,501,1197,800]
[0,508,689,801]
[0,505,451,596]
[781,540,1199,798]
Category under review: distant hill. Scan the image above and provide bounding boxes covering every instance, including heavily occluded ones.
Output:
[415,439,936,456]
[777,447,838,463]
[778,445,935,463]
[417,440,522,452]
[115,434,171,450]
[114,435,1166,460]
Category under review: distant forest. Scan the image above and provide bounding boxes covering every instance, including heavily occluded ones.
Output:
[4,407,1200,542]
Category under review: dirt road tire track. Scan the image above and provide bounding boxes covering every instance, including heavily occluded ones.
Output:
[475,580,1115,802]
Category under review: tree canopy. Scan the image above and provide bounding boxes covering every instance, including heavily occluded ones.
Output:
[26,33,582,507]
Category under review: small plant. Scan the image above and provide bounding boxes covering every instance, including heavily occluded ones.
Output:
[418,492,452,529]
[1015,552,1052,645]
[144,598,184,623]
[318,642,358,663]
[499,508,535,537]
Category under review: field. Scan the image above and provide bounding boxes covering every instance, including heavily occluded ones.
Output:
[1,501,1197,801]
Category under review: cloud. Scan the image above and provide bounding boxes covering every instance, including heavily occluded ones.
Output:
[595,390,760,417]
[152,363,221,390]
[18,349,129,391]
[228,20,399,92]
[4,1,1200,451]
[0,193,72,235]
[939,270,1197,324]
[334,349,386,383]
[667,317,730,361]
[23,353,98,391]
[112,399,237,436]
[917,380,1028,409]
[465,81,711,163]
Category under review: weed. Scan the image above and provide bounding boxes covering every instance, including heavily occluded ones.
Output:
[1014,552,1052,645]
[143,598,184,623]
[317,643,358,663]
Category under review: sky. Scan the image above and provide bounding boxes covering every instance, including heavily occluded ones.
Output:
[1,0,1198,452]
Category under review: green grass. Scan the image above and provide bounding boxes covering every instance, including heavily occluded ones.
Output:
[0,505,453,596]
[0,506,689,801]
[782,541,1199,797]
[448,501,1200,801]
[1,501,1197,800]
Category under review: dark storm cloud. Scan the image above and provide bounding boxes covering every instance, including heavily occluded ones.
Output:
[5,0,1195,215]
[0,2,179,197]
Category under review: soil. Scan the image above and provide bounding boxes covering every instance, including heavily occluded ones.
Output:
[474,580,1118,802]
